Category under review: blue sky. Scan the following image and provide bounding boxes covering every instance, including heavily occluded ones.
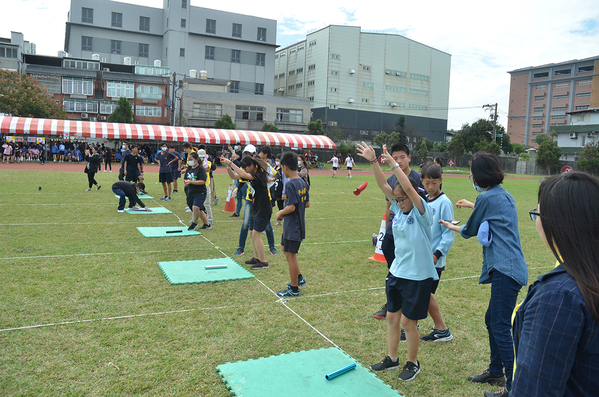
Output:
[4,0,599,130]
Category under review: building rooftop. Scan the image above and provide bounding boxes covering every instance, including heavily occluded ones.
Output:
[508,54,599,73]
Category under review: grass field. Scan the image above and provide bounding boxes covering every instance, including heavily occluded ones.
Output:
[0,166,555,396]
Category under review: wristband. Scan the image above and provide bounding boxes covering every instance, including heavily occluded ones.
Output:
[369,159,377,164]
[390,163,400,170]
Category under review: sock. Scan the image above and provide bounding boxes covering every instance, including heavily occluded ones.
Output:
[290,285,299,292]
[298,273,303,280]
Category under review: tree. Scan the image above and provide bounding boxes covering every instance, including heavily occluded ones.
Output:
[534,133,549,145]
[0,69,66,119]
[577,142,599,174]
[107,97,133,123]
[306,119,325,135]
[326,126,344,141]
[500,133,512,154]
[448,136,465,158]
[456,119,502,153]
[214,114,236,129]
[433,141,448,153]
[520,153,531,161]
[536,139,562,174]
[261,122,278,132]
[512,143,526,155]
[372,131,403,148]
[416,139,433,159]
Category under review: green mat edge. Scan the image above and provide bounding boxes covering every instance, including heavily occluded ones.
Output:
[157,257,255,285]
[135,226,201,238]
[125,207,172,214]
[215,347,404,397]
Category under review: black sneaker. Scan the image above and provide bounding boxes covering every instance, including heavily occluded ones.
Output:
[484,388,508,397]
[229,213,239,218]
[200,224,212,229]
[276,287,300,297]
[468,370,505,386]
[188,222,198,231]
[374,303,387,319]
[287,275,307,288]
[97,185,102,191]
[398,360,420,382]
[370,356,400,371]
[421,327,453,342]
[244,257,260,265]
[250,261,269,270]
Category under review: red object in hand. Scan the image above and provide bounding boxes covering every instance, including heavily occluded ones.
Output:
[353,181,368,195]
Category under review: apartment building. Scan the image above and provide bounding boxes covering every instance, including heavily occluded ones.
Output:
[0,31,36,73]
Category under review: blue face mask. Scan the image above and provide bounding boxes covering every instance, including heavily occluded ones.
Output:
[472,181,484,192]
[188,160,195,166]
[162,147,167,152]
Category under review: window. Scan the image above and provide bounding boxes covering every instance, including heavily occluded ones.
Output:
[329,104,338,109]
[554,82,568,88]
[255,83,264,95]
[81,7,93,24]
[232,23,242,38]
[296,83,302,88]
[231,50,240,63]
[308,96,314,101]
[308,64,316,71]
[410,73,429,81]
[235,106,264,120]
[535,84,545,90]
[100,101,117,114]
[289,85,295,90]
[554,69,571,76]
[62,78,94,95]
[139,43,149,58]
[331,54,340,59]
[307,80,315,86]
[533,107,544,112]
[576,105,590,110]
[578,80,592,85]
[385,85,405,92]
[408,104,428,110]
[288,70,295,76]
[192,103,222,119]
[330,87,338,92]
[309,40,316,47]
[136,106,162,117]
[290,49,296,54]
[363,66,371,71]
[297,46,304,51]
[279,52,286,57]
[533,71,549,78]
[63,60,100,70]
[576,92,591,98]
[532,124,543,128]
[0,47,16,58]
[274,75,278,80]
[362,82,374,88]
[329,121,338,126]
[111,12,122,27]
[63,99,98,113]
[362,98,369,103]
[330,70,339,75]
[229,81,239,93]
[384,101,405,107]
[360,130,369,135]
[532,116,543,121]
[136,85,163,99]
[385,70,407,77]
[276,109,303,123]
[182,0,187,8]
[296,68,303,73]
[81,36,92,52]
[551,115,566,120]
[534,95,545,101]
[578,65,594,73]
[205,46,215,60]
[139,16,150,31]
[409,89,428,96]
[553,94,568,100]
[278,73,284,79]
[180,48,185,57]
[275,54,278,59]
[206,19,216,34]
[106,81,134,98]
[552,106,566,111]
[256,53,265,66]
[257,27,267,41]
[181,19,186,28]
[111,40,121,54]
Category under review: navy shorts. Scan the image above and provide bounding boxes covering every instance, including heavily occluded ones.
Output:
[159,172,173,183]
[172,170,181,179]
[187,193,206,212]
[281,236,301,254]
[333,167,338,171]
[430,267,444,294]
[347,167,352,170]
[125,171,140,182]
[386,274,433,321]
[249,216,269,232]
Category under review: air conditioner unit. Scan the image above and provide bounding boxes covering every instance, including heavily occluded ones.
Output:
[89,117,97,122]
[99,116,107,121]
[278,88,285,92]
[349,69,356,74]
[588,132,595,138]
[569,132,577,139]
[385,70,391,75]
[391,102,398,107]
[81,113,89,119]
[348,98,354,103]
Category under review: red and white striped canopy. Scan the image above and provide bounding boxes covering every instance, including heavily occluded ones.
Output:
[0,116,336,149]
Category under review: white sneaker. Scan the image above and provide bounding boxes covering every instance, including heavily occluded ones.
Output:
[185,207,192,212]
[103,170,107,172]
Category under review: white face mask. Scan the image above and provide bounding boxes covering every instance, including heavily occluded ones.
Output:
[275,161,280,166]
[162,147,167,152]
[122,145,126,149]
[188,160,195,166]
[298,160,302,166]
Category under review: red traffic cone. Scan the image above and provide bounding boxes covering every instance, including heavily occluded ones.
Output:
[223,184,236,213]
[354,181,368,195]
[369,214,386,263]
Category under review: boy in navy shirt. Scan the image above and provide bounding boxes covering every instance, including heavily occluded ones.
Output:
[275,152,310,297]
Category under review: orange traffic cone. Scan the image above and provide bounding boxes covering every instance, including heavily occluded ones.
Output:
[369,214,387,263]
[223,184,236,213]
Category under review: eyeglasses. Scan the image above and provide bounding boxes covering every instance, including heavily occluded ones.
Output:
[393,196,409,206]
[529,208,541,221]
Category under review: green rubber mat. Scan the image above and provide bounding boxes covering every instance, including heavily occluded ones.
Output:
[125,207,172,214]
[136,226,200,237]
[157,257,254,284]
[114,194,154,199]
[217,347,404,397]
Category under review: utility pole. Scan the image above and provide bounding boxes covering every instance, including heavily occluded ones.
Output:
[482,103,498,142]
[171,72,176,126]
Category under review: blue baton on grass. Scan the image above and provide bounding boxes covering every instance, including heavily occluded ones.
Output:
[325,363,356,380]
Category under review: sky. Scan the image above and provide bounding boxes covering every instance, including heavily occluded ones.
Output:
[4,0,599,130]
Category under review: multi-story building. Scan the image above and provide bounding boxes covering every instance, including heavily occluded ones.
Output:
[64,0,277,97]
[24,53,170,124]
[507,56,598,147]
[0,31,36,73]
[274,25,451,142]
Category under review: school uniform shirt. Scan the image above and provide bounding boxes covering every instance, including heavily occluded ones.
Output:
[111,181,145,208]
[120,149,131,166]
[459,184,528,286]
[386,169,423,233]
[156,151,175,174]
[184,165,207,196]
[283,177,309,241]
[124,153,141,174]
[389,197,438,281]
[345,157,354,167]
[248,174,272,219]
[330,157,339,167]
[427,193,455,269]
[170,151,182,173]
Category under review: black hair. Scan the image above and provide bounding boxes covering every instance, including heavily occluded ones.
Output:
[188,152,199,161]
[183,142,192,149]
[160,142,167,147]
[198,144,206,150]
[393,178,427,200]
[259,146,272,158]
[538,171,599,323]
[280,151,298,171]
[135,182,145,191]
[390,143,410,156]
[434,157,442,165]
[470,151,504,188]
[421,162,443,179]
[240,155,269,186]
[169,145,175,149]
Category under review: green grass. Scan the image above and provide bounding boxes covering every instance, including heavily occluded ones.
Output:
[0,168,555,396]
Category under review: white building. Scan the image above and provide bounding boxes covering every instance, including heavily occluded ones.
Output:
[552,108,598,161]
[274,25,451,142]
[0,31,36,73]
